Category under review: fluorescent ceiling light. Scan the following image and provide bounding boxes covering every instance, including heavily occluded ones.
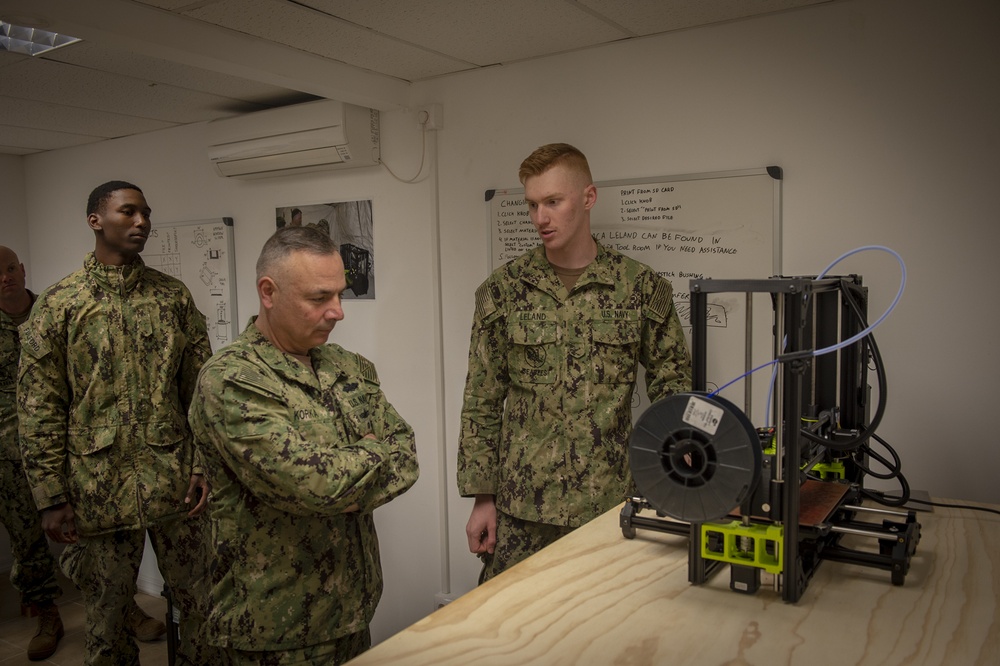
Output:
[1,20,81,56]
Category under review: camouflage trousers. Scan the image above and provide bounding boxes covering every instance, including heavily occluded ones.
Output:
[0,459,62,606]
[225,628,371,665]
[60,515,222,666]
[478,510,575,584]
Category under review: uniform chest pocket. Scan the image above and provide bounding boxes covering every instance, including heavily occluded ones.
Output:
[0,342,17,390]
[0,372,14,396]
[293,410,348,448]
[508,321,558,385]
[592,320,640,384]
[339,388,379,440]
[134,309,186,359]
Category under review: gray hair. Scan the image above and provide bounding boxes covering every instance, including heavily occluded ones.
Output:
[256,226,339,281]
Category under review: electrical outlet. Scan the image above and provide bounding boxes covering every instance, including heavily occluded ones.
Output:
[418,103,444,130]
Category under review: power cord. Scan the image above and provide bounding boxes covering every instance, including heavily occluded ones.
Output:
[381,114,432,184]
[866,492,1000,517]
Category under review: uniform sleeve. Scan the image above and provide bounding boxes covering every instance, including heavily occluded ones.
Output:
[176,290,212,475]
[350,355,420,512]
[456,279,508,497]
[177,289,212,415]
[190,358,394,517]
[17,299,71,510]
[641,273,693,401]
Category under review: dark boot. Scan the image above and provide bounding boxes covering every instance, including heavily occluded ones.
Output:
[26,602,63,661]
[129,603,167,642]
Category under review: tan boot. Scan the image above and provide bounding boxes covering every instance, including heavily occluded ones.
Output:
[26,602,63,661]
[129,603,168,642]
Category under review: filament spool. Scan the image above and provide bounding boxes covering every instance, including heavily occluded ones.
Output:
[629,392,761,523]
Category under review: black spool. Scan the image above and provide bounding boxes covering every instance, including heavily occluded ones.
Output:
[629,392,761,522]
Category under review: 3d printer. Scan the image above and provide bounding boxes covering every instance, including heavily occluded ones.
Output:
[620,272,921,602]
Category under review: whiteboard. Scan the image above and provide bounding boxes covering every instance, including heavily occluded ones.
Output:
[486,167,782,422]
[144,217,238,351]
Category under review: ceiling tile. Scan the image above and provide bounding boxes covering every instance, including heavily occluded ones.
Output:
[0,144,39,155]
[0,50,30,69]
[181,0,476,81]
[133,0,215,8]
[0,96,177,137]
[40,41,319,106]
[300,0,632,65]
[577,0,831,36]
[0,124,102,151]
[0,58,268,122]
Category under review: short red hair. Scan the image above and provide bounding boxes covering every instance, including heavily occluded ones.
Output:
[518,143,593,186]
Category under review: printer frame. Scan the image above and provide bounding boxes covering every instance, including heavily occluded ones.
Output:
[620,275,920,602]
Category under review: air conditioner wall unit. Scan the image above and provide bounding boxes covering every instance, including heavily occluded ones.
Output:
[207,99,380,178]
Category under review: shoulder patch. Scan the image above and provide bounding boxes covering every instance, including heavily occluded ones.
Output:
[357,355,380,385]
[19,327,49,360]
[647,276,673,322]
[474,282,497,322]
[233,365,273,393]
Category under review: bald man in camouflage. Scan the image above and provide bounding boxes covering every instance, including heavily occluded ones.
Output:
[0,245,65,661]
[189,226,419,664]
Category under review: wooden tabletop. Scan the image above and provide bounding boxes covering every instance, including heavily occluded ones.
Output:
[349,500,999,665]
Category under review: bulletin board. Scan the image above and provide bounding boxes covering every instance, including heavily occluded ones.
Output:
[486,167,782,420]
[143,217,238,351]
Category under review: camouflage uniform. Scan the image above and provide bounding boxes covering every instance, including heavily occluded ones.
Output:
[188,320,419,660]
[0,290,62,608]
[17,253,218,665]
[477,512,573,584]
[458,242,692,576]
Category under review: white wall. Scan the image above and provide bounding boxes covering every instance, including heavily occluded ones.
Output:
[0,155,29,261]
[9,0,998,644]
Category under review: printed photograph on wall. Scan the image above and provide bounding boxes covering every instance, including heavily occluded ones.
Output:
[276,200,375,299]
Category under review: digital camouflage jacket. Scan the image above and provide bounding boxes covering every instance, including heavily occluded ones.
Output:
[17,254,210,535]
[1,290,33,461]
[188,320,419,651]
[458,241,692,527]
